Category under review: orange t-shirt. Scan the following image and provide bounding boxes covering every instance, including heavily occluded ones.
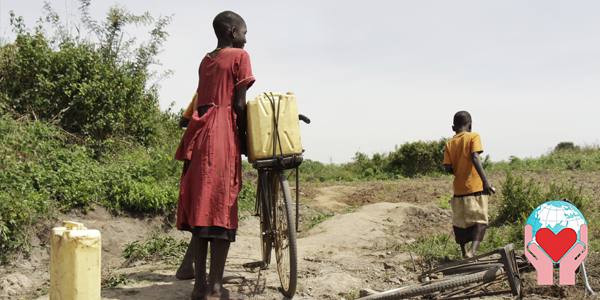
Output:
[443,131,484,196]
[181,93,197,119]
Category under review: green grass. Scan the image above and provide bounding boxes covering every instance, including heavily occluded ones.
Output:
[307,212,334,229]
[122,233,188,266]
[0,114,182,262]
[437,194,452,210]
[403,233,461,265]
[407,172,595,265]
[102,273,131,288]
[490,146,600,172]
[238,180,257,214]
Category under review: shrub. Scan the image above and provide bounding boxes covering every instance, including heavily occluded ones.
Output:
[1,2,170,145]
[495,173,590,225]
[495,173,544,224]
[554,142,579,152]
[490,144,600,172]
[386,139,446,177]
[299,159,358,182]
[0,114,183,262]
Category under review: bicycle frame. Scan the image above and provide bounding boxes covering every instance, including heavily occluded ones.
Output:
[253,155,303,233]
[420,244,523,299]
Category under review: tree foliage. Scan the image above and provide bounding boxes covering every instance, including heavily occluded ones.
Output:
[0,1,171,145]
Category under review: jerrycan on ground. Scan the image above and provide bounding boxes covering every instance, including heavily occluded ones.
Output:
[50,221,101,300]
[247,92,303,162]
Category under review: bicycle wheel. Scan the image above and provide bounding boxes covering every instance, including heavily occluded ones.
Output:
[360,266,504,300]
[258,171,273,266]
[271,171,298,298]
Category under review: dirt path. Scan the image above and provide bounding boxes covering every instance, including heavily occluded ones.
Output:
[87,203,422,300]
[26,185,434,300]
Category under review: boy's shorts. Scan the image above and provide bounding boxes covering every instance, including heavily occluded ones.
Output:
[451,193,489,228]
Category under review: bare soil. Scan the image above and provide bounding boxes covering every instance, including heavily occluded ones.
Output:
[1,171,598,299]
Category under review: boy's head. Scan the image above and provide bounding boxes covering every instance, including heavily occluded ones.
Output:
[452,110,472,133]
[213,11,247,48]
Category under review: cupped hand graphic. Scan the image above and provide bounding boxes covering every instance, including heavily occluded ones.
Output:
[524,224,554,285]
[559,224,588,285]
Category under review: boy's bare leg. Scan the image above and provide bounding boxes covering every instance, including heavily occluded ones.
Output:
[460,243,472,258]
[176,236,196,280]
[471,240,481,257]
[191,236,209,299]
[207,239,231,298]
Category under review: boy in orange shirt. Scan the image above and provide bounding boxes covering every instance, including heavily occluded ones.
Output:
[443,111,495,258]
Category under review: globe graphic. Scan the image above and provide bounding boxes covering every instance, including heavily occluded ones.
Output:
[526,200,587,261]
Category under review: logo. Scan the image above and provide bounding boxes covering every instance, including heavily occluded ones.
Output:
[524,200,588,285]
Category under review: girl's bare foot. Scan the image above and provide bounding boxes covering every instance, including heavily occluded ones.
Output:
[176,264,195,280]
[190,286,207,300]
[206,287,245,300]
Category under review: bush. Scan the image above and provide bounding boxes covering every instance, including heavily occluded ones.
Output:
[0,115,183,262]
[490,144,600,172]
[386,139,446,177]
[0,2,180,262]
[299,159,358,182]
[554,142,579,152]
[0,2,170,145]
[495,172,590,225]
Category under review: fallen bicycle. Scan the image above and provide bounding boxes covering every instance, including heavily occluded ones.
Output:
[359,244,527,299]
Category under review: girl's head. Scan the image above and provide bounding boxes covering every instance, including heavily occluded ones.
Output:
[213,11,247,48]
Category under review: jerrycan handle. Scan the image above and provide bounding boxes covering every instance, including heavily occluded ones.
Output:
[63,221,86,230]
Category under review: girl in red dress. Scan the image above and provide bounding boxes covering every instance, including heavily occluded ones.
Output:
[175,11,254,299]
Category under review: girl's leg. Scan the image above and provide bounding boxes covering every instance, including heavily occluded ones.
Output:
[176,236,196,280]
[191,236,209,299]
[207,239,231,297]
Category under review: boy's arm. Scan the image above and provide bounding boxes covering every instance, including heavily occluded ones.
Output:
[233,85,248,156]
[471,152,494,194]
[442,144,453,174]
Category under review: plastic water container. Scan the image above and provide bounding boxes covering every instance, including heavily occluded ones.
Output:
[50,221,101,300]
[247,92,303,162]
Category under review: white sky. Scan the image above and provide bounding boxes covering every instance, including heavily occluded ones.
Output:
[2,1,599,163]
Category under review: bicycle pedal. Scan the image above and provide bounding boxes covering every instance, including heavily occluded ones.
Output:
[242,261,268,270]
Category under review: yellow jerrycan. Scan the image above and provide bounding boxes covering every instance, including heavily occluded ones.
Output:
[50,221,101,300]
[246,92,303,162]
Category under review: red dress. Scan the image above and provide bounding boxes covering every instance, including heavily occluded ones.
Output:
[175,48,255,232]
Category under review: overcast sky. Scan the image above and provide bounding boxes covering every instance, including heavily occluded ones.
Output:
[2,1,599,163]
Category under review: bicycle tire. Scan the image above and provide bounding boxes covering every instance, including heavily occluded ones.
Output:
[428,262,504,277]
[258,171,273,266]
[271,171,298,298]
[360,266,504,300]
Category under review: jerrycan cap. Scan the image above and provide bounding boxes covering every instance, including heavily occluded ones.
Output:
[63,221,87,230]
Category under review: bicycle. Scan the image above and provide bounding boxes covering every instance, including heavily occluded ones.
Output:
[359,244,529,300]
[246,113,311,298]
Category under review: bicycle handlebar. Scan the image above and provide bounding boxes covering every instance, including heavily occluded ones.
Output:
[299,114,311,124]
